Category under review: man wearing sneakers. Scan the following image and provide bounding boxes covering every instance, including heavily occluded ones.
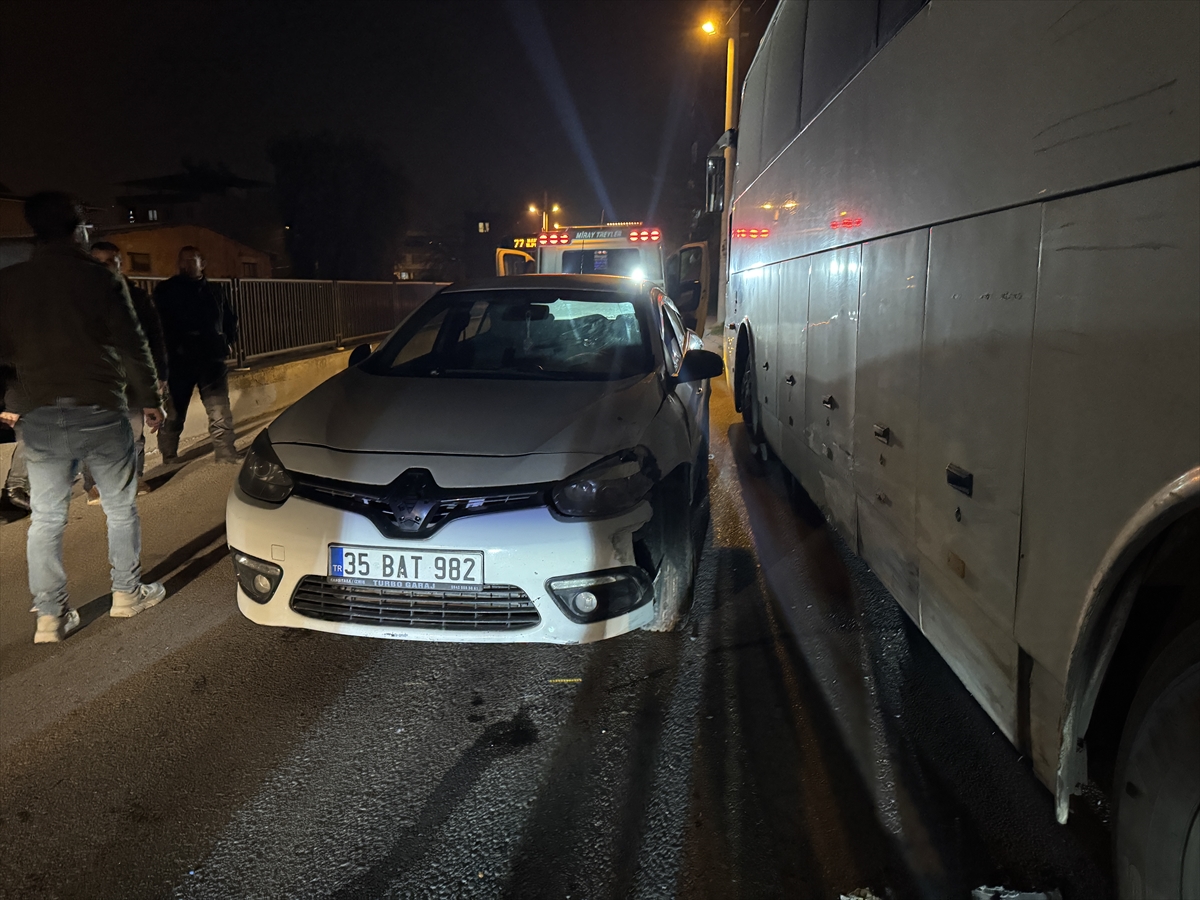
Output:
[0,192,168,643]
[154,246,238,464]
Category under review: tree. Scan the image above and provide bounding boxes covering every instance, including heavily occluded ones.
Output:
[268,132,408,280]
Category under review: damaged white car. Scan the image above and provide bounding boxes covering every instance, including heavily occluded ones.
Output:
[225,274,722,643]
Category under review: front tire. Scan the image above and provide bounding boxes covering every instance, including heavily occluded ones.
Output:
[1113,620,1200,900]
[644,475,698,633]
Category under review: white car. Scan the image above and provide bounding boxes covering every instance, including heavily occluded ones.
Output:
[226,275,723,643]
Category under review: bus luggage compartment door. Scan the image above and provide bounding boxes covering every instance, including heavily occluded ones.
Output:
[915,203,1041,741]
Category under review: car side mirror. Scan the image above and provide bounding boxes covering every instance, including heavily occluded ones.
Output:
[348,343,372,368]
[670,348,724,387]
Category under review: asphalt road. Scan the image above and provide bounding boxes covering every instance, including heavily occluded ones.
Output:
[0,379,1112,900]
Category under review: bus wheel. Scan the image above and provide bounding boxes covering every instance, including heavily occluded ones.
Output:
[740,350,763,444]
[1113,619,1200,900]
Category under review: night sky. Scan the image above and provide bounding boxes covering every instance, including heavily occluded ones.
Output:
[1,0,772,237]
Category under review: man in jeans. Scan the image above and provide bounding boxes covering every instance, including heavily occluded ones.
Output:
[154,246,238,463]
[81,241,170,502]
[0,192,168,643]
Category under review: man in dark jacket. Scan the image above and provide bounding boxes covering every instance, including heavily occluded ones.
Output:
[0,192,168,643]
[153,245,238,463]
[80,241,170,500]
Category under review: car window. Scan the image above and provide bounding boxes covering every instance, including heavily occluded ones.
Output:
[372,289,654,381]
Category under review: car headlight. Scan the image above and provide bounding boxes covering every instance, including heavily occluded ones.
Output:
[551,447,660,518]
[238,430,294,504]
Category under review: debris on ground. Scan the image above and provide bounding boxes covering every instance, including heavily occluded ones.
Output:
[973,887,1064,900]
[839,889,883,900]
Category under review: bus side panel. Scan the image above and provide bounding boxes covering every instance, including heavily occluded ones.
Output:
[728,1,1199,276]
[761,264,784,451]
[854,229,929,620]
[1016,167,1200,690]
[803,245,862,542]
[915,204,1042,740]
[777,256,811,482]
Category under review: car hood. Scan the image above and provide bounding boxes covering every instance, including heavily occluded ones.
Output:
[268,368,666,459]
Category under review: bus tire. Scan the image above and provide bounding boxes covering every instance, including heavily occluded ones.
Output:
[740,348,763,444]
[1113,619,1200,900]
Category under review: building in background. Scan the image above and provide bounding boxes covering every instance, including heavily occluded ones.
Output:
[91,162,289,276]
[97,224,272,279]
[393,231,463,282]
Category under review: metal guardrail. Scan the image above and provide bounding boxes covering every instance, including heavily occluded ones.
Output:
[128,277,446,366]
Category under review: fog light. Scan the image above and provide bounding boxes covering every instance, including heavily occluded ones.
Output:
[231,549,283,604]
[546,567,652,623]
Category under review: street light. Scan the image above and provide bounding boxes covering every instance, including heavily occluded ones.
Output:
[527,194,563,231]
[701,3,740,334]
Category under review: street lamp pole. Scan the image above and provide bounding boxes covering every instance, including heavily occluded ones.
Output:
[716,0,739,336]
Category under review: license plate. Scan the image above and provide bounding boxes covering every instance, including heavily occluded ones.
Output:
[329,546,484,592]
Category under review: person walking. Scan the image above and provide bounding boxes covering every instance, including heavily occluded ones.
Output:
[0,192,167,643]
[1,366,29,510]
[153,246,238,463]
[81,241,170,502]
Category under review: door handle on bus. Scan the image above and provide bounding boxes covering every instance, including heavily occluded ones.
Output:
[822,394,837,409]
[762,361,770,370]
[946,464,974,497]
[873,424,890,445]
[785,375,796,386]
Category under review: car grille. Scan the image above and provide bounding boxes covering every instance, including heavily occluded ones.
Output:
[290,576,541,631]
[290,471,547,539]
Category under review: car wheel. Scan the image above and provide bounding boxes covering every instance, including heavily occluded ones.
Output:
[644,476,697,633]
[1113,619,1200,900]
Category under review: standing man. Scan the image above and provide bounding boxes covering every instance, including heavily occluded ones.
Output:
[1,364,29,510]
[154,246,238,464]
[81,241,170,501]
[0,192,168,643]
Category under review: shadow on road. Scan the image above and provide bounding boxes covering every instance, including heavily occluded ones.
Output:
[722,419,1112,899]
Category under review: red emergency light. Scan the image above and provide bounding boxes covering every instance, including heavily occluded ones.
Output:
[830,217,863,229]
[734,227,770,239]
[628,228,661,242]
[538,231,572,245]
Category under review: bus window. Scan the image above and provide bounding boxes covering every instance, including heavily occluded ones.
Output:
[562,248,647,278]
[761,0,808,165]
[801,0,879,129]
[878,0,928,47]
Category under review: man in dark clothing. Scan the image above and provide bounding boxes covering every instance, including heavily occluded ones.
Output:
[1,365,29,510]
[153,245,238,463]
[81,241,170,500]
[0,191,168,643]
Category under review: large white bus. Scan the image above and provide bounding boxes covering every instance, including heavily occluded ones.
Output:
[723,2,1198,895]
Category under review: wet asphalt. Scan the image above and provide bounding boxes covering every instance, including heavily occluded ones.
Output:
[0,380,1112,900]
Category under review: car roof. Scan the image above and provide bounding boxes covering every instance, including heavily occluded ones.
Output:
[439,274,650,296]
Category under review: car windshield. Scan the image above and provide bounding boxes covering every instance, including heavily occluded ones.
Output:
[369,288,654,381]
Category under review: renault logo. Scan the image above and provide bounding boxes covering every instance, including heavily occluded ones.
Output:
[384,469,439,533]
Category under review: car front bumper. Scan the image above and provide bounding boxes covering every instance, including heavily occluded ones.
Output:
[225,486,656,643]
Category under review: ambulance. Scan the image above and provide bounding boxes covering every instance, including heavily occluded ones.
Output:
[497,222,665,287]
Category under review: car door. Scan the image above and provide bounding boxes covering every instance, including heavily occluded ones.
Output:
[656,294,705,465]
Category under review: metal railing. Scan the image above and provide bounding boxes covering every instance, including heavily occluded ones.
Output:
[128,277,446,366]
